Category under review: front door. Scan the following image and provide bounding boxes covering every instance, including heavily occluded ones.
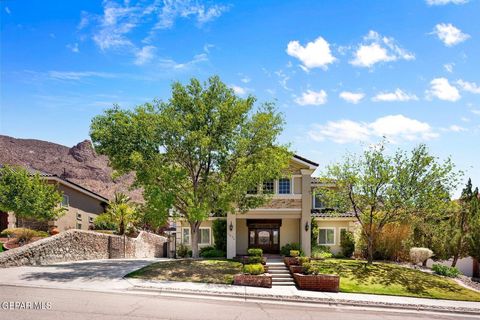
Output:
[0,212,8,232]
[247,220,281,254]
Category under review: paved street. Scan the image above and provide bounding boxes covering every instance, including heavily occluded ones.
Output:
[0,286,474,320]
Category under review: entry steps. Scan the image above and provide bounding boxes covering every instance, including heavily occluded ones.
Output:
[266,259,295,287]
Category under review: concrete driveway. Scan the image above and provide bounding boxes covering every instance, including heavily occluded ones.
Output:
[0,258,167,291]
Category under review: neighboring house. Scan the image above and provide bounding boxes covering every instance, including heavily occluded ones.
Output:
[0,171,108,233]
[175,155,357,257]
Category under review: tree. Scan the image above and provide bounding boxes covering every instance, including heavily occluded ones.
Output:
[318,142,458,264]
[212,219,227,252]
[0,165,65,225]
[106,192,137,235]
[449,179,480,267]
[90,76,291,257]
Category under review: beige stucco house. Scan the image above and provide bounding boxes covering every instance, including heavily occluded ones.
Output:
[175,155,357,257]
[0,172,108,233]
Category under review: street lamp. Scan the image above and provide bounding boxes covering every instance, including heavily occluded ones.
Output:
[229,221,234,231]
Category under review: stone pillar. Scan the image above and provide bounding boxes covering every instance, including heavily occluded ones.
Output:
[7,212,16,229]
[227,212,236,259]
[300,169,314,256]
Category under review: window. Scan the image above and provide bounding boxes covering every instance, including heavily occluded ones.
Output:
[199,228,211,245]
[76,213,82,221]
[319,228,335,245]
[76,223,82,230]
[313,193,325,209]
[278,178,291,194]
[61,195,69,207]
[247,185,258,194]
[249,230,255,245]
[262,180,274,194]
[182,228,190,244]
[89,216,94,224]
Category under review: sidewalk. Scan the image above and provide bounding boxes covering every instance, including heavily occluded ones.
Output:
[126,277,480,314]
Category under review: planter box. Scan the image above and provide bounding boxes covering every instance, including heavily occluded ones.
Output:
[289,265,303,274]
[284,257,298,267]
[263,265,269,273]
[234,274,272,288]
[293,273,340,292]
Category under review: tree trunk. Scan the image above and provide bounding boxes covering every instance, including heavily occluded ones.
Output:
[422,259,428,267]
[119,220,125,235]
[190,222,200,258]
[367,237,374,264]
[451,254,459,267]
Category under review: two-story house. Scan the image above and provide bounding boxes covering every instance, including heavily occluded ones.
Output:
[175,155,357,257]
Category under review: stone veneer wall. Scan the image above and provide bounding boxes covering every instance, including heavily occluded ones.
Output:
[0,229,167,268]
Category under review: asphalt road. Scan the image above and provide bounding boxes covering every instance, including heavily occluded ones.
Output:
[0,286,475,320]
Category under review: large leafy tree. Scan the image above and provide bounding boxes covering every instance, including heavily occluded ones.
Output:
[0,165,65,225]
[90,76,291,257]
[317,142,458,264]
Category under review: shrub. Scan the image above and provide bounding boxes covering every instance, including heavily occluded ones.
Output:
[432,264,460,278]
[199,246,215,255]
[301,262,321,275]
[93,214,117,231]
[177,244,189,258]
[16,228,36,245]
[340,230,355,258]
[280,243,301,256]
[0,243,3,252]
[212,219,227,252]
[374,224,412,261]
[0,228,48,239]
[311,245,332,259]
[247,248,263,257]
[247,256,263,264]
[200,249,225,258]
[297,256,310,265]
[409,247,433,265]
[290,250,300,257]
[242,263,264,275]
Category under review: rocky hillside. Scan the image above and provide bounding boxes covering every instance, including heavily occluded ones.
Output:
[0,135,142,202]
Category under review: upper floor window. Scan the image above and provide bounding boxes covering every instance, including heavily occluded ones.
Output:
[278,178,291,194]
[247,185,258,194]
[262,180,274,194]
[61,195,69,207]
[313,193,325,209]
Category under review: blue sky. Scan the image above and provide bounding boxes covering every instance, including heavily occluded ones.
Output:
[1,0,479,193]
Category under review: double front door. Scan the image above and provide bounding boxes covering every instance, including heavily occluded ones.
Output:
[247,219,281,254]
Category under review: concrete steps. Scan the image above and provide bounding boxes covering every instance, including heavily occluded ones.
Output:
[266,258,295,287]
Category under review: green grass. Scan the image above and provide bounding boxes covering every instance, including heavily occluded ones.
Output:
[311,259,480,302]
[126,259,243,284]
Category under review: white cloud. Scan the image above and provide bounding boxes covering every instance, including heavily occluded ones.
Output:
[426,77,461,101]
[155,0,228,29]
[295,90,328,106]
[426,0,468,5]
[66,43,80,53]
[472,109,480,116]
[432,23,470,47]
[5,7,11,14]
[372,88,418,102]
[309,115,438,144]
[445,125,467,132]
[286,37,336,70]
[456,80,480,94]
[339,91,365,104]
[134,45,156,65]
[158,53,208,70]
[444,63,454,73]
[48,71,117,81]
[230,85,247,96]
[350,31,414,68]
[275,70,290,91]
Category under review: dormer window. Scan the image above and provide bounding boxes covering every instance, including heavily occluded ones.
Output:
[313,193,325,209]
[278,178,291,194]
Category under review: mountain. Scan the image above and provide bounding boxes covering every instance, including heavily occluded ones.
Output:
[0,135,142,202]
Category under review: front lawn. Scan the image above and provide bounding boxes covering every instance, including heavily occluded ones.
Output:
[310,259,480,302]
[126,259,242,284]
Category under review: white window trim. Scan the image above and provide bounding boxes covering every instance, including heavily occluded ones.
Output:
[181,227,191,245]
[318,227,336,246]
[62,195,70,208]
[312,192,324,209]
[199,227,211,245]
[278,177,292,195]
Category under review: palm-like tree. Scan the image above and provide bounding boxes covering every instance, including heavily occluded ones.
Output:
[107,192,137,235]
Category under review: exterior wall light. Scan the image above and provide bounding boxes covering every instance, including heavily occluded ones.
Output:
[305,222,309,232]
[229,221,234,231]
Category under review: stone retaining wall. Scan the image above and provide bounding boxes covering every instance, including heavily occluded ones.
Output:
[0,229,167,268]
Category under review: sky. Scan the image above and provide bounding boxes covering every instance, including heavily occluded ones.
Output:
[1,0,479,194]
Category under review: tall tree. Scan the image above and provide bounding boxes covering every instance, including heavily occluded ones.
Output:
[449,179,480,267]
[90,76,291,257]
[317,142,458,264]
[106,192,137,235]
[0,165,65,225]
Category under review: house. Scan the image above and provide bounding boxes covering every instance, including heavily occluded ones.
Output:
[0,171,108,233]
[175,155,357,257]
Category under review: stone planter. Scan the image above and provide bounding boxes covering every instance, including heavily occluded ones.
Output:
[234,274,272,288]
[289,265,303,274]
[293,273,340,292]
[263,265,269,273]
[284,257,298,267]
[297,257,311,266]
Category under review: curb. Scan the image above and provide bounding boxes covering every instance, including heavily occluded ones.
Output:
[129,285,480,316]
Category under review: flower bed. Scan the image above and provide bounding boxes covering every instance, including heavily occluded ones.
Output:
[284,257,298,267]
[289,265,302,274]
[293,273,340,292]
[233,274,272,288]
